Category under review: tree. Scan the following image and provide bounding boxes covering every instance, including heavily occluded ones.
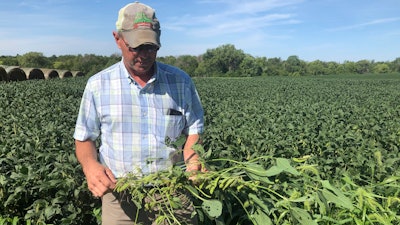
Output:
[284,55,306,76]
[355,60,372,74]
[0,56,19,66]
[343,61,357,74]
[200,44,246,77]
[239,55,262,77]
[390,57,400,73]
[18,52,50,68]
[157,56,177,66]
[78,54,112,75]
[373,63,390,74]
[307,60,328,75]
[264,57,284,76]
[326,61,344,75]
[175,55,198,76]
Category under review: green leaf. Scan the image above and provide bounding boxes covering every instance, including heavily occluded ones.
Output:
[379,176,400,185]
[251,208,272,225]
[264,166,283,176]
[174,135,187,147]
[290,207,318,225]
[11,216,20,225]
[276,158,300,175]
[244,162,268,176]
[45,206,56,219]
[246,172,274,184]
[202,199,223,218]
[185,184,199,197]
[320,180,354,210]
[243,162,274,184]
[169,196,182,209]
[248,193,270,213]
[155,215,167,224]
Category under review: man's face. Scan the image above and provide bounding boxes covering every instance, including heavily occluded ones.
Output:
[114,32,158,76]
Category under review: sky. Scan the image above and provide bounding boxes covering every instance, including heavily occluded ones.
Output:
[0,0,399,62]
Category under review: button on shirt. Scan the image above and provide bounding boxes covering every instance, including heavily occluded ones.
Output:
[73,61,204,177]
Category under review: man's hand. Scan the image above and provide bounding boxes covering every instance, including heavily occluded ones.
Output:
[75,139,117,198]
[185,154,208,185]
[83,161,117,197]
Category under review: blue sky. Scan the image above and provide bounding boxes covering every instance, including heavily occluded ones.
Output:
[0,0,399,62]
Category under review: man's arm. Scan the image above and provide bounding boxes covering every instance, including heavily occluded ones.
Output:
[183,134,203,172]
[75,139,117,197]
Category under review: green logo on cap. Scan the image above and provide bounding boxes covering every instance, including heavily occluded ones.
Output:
[133,12,152,29]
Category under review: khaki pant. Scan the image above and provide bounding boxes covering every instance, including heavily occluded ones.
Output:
[101,190,198,225]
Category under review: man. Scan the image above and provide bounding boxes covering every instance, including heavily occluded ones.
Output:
[73,2,204,224]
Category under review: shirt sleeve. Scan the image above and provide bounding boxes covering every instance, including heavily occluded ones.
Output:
[73,81,101,141]
[183,78,204,135]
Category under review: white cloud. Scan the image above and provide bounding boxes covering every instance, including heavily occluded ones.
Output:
[327,17,400,32]
[221,0,304,15]
[164,0,303,37]
[189,13,298,37]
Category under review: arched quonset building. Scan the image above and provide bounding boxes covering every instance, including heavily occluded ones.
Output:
[41,69,59,79]
[72,71,85,77]
[6,66,26,81]
[0,66,9,81]
[22,68,45,80]
[57,70,73,78]
[0,66,85,81]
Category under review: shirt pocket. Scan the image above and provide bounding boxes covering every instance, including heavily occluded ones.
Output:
[164,114,185,141]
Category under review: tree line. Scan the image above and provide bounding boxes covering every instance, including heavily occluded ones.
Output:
[1,44,399,77]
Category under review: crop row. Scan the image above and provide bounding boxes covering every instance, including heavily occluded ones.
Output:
[1,74,400,224]
[0,79,99,225]
[197,75,400,180]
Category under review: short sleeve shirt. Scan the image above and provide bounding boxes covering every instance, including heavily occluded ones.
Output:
[73,61,204,177]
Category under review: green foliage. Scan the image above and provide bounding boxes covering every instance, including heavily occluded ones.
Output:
[116,155,400,224]
[17,52,51,68]
[1,49,400,78]
[196,74,400,223]
[1,74,400,224]
[0,78,99,225]
[373,63,390,73]
[307,60,329,75]
[284,55,306,76]
[195,44,246,77]
[197,75,400,182]
[239,55,263,77]
[390,57,400,72]
[115,74,400,224]
[175,55,199,76]
[0,56,19,66]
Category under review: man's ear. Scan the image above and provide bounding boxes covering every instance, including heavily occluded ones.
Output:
[113,31,122,49]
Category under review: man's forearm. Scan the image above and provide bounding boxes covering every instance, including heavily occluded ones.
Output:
[183,134,201,170]
[75,139,98,169]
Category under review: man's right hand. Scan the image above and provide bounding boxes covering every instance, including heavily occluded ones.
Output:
[75,139,117,198]
[83,161,117,197]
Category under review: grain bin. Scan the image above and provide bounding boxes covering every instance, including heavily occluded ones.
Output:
[22,68,45,80]
[6,66,26,81]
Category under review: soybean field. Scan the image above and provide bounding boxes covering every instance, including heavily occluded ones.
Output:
[1,74,400,224]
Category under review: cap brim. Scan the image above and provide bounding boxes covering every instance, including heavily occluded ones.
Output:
[122,29,160,48]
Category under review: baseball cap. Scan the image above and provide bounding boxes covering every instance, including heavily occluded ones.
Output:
[116,1,161,48]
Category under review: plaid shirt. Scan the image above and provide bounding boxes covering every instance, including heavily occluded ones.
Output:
[73,60,204,177]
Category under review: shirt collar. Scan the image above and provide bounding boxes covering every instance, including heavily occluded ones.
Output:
[120,59,159,86]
